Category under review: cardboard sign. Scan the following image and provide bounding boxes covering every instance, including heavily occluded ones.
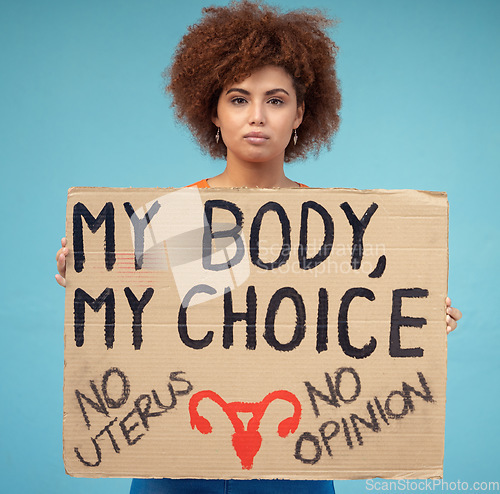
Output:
[63,187,448,480]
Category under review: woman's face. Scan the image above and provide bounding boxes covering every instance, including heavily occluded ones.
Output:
[213,65,304,168]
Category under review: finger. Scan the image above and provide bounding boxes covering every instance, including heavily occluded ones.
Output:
[55,273,66,288]
[56,247,69,262]
[446,315,457,333]
[57,251,66,267]
[57,252,67,277]
[445,297,451,307]
[446,306,462,322]
[61,237,67,248]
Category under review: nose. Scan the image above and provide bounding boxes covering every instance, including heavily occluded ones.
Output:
[249,102,265,125]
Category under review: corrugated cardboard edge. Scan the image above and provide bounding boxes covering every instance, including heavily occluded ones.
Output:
[442,194,450,478]
[66,468,446,480]
[67,186,447,194]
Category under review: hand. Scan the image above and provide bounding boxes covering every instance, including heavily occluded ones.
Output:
[55,237,69,287]
[446,297,462,334]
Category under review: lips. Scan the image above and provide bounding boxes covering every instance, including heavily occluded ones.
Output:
[244,132,269,144]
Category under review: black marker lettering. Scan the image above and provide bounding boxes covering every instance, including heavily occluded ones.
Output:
[169,371,193,396]
[294,432,322,465]
[316,288,329,353]
[133,394,155,429]
[374,396,390,425]
[338,287,377,359]
[264,287,305,351]
[124,287,154,350]
[342,417,353,449]
[299,201,334,270]
[349,401,380,446]
[304,372,340,418]
[123,201,161,270]
[151,384,177,411]
[319,420,340,457]
[101,367,130,409]
[119,408,144,446]
[178,285,216,349]
[75,381,109,429]
[250,201,291,270]
[334,367,361,404]
[384,390,409,419]
[368,255,386,278]
[402,372,434,409]
[74,437,102,467]
[73,202,115,273]
[203,200,244,271]
[96,417,121,453]
[74,288,115,348]
[223,285,257,350]
[390,288,428,357]
[340,202,378,270]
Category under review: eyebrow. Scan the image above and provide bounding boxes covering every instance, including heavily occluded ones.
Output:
[225,88,290,96]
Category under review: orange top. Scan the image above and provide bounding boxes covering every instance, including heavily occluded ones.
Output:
[188,178,309,188]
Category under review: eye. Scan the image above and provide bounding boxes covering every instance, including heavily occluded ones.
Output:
[231,97,247,105]
[268,97,285,106]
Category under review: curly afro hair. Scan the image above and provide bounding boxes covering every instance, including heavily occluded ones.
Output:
[165,0,341,162]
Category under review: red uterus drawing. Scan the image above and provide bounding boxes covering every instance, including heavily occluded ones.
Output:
[189,390,302,470]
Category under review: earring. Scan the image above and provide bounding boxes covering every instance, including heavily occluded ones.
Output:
[293,129,298,145]
[215,127,220,144]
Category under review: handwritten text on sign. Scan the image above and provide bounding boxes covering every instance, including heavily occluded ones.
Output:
[63,187,448,479]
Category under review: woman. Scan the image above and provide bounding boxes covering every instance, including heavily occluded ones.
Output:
[56,1,462,492]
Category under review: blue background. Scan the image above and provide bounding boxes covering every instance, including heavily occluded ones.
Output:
[1,0,498,492]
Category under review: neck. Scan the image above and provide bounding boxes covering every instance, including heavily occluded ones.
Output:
[208,151,298,188]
